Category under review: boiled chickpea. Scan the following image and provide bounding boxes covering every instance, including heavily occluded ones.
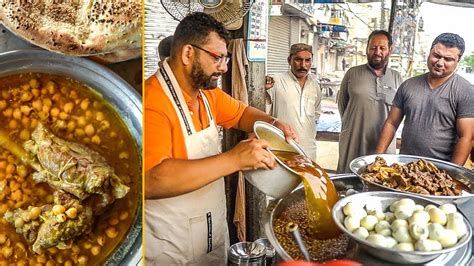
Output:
[91,135,101,145]
[46,260,55,266]
[11,190,22,202]
[1,246,12,259]
[20,105,31,116]
[80,99,90,110]
[119,211,129,220]
[77,116,87,127]
[19,129,30,141]
[12,108,22,119]
[105,226,118,238]
[67,121,76,133]
[1,91,9,100]
[83,242,92,249]
[66,207,77,219]
[97,234,106,246]
[59,111,69,120]
[32,100,43,111]
[119,152,129,160]
[95,111,104,121]
[37,254,47,263]
[56,255,64,264]
[47,247,58,254]
[6,164,16,175]
[0,233,7,244]
[43,98,52,108]
[29,206,41,220]
[42,104,51,113]
[50,107,60,117]
[0,100,6,110]
[85,110,93,118]
[38,111,49,121]
[52,93,61,102]
[109,217,119,226]
[77,255,89,265]
[70,90,78,99]
[64,260,74,266]
[31,89,40,98]
[84,124,95,136]
[2,108,12,117]
[21,117,30,128]
[72,244,81,254]
[30,118,38,129]
[8,119,18,130]
[75,128,85,138]
[52,205,66,215]
[91,245,101,256]
[64,102,74,113]
[45,81,57,94]
[20,92,33,102]
[29,79,40,89]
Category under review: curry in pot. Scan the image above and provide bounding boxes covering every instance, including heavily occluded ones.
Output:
[0,73,140,265]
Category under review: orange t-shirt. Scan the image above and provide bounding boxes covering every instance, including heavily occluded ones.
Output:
[144,75,247,172]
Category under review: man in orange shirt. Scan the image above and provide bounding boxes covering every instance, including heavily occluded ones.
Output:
[144,13,297,265]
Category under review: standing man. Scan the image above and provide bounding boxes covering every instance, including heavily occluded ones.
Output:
[376,33,474,165]
[337,30,402,173]
[265,43,322,161]
[144,13,297,265]
[158,35,173,65]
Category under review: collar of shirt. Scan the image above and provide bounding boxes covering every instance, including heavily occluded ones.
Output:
[286,70,314,87]
[365,63,388,77]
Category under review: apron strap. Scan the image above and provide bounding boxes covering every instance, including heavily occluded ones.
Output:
[199,90,215,126]
[159,66,193,136]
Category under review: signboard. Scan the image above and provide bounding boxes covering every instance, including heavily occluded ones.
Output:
[246,0,268,61]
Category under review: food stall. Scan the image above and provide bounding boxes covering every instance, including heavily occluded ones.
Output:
[247,122,474,265]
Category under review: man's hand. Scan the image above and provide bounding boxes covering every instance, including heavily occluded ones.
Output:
[227,138,277,171]
[274,119,299,142]
[265,75,275,90]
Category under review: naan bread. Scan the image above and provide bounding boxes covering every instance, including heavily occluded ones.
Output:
[0,0,142,56]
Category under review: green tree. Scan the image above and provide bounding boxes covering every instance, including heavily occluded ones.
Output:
[463,53,474,69]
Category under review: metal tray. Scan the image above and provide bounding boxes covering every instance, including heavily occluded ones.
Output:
[264,174,474,265]
[350,154,474,204]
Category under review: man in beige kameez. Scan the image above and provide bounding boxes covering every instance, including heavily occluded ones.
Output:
[265,43,322,161]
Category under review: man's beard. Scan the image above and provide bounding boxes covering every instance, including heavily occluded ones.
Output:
[191,59,220,90]
[368,55,388,70]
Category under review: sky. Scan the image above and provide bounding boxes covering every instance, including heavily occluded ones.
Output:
[420,2,474,55]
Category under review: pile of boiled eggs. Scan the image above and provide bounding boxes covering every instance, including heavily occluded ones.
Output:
[342,198,468,252]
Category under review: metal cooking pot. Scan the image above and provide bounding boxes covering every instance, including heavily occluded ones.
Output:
[244,121,305,199]
[0,49,142,264]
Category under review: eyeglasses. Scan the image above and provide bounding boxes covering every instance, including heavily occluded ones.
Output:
[190,44,231,65]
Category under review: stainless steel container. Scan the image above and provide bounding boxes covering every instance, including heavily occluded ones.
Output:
[0,49,142,264]
[350,154,474,204]
[254,238,276,266]
[228,242,267,266]
[244,121,305,199]
[263,175,474,265]
[332,191,472,264]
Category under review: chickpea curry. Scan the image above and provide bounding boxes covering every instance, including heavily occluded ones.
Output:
[0,73,140,265]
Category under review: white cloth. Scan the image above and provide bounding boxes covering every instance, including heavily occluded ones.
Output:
[266,71,322,161]
[145,61,228,265]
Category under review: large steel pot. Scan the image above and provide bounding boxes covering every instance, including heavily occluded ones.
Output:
[0,49,142,264]
[244,121,305,199]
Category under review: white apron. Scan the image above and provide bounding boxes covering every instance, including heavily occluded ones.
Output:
[145,61,229,265]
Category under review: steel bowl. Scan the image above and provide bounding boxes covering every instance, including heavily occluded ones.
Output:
[0,49,142,264]
[350,154,474,204]
[244,121,306,199]
[332,191,473,264]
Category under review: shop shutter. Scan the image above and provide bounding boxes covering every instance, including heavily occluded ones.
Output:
[144,0,179,79]
[267,16,290,76]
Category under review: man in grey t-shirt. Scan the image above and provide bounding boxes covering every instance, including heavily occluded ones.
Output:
[376,33,474,165]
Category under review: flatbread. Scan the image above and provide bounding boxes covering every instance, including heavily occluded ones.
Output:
[0,0,142,56]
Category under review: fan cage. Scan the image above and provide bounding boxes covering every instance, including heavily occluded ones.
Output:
[160,0,254,26]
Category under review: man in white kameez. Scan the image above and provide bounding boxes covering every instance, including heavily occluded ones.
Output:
[265,43,322,161]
